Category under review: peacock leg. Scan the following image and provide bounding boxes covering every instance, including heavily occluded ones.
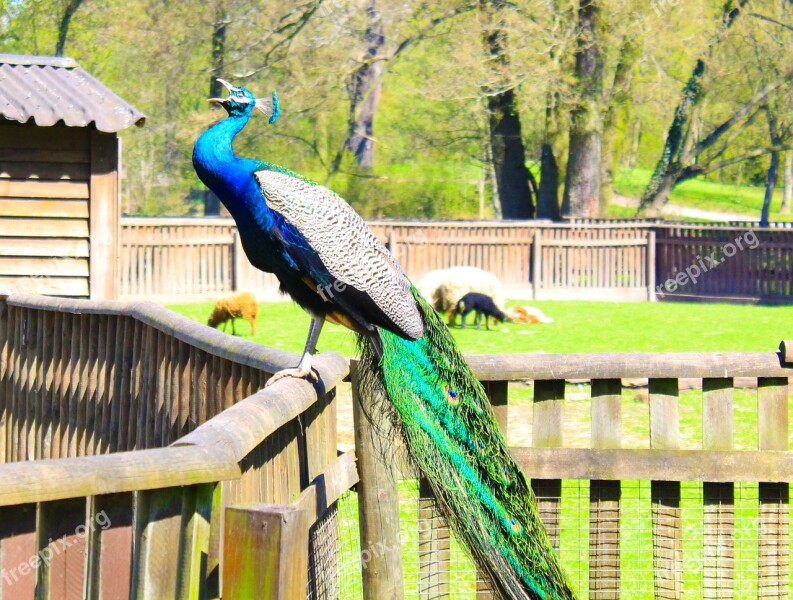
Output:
[265,316,324,387]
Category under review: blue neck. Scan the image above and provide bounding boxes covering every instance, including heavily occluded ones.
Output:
[192,109,269,220]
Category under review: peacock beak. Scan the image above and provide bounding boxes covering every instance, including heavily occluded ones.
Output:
[217,78,236,93]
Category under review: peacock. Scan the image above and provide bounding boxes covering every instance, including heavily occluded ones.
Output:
[192,79,575,600]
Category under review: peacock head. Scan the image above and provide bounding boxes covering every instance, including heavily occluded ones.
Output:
[208,79,280,124]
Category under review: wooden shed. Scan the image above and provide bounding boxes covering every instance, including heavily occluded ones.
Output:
[0,54,144,299]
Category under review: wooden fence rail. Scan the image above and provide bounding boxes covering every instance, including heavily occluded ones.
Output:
[120,218,793,304]
[0,292,350,599]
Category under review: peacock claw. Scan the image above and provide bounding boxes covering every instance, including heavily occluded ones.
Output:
[265,366,320,387]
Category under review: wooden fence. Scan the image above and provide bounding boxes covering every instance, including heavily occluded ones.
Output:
[655,224,793,303]
[356,343,793,598]
[120,218,655,302]
[1,292,793,597]
[0,292,350,599]
[119,217,793,304]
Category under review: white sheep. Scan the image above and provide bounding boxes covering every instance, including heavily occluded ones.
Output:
[417,266,505,315]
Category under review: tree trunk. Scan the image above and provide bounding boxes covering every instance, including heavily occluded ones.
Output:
[204,5,228,216]
[55,0,85,57]
[345,0,385,169]
[761,109,781,227]
[638,0,751,215]
[600,30,643,212]
[638,59,705,215]
[537,83,562,221]
[537,143,560,220]
[781,151,792,215]
[481,0,534,219]
[562,0,602,218]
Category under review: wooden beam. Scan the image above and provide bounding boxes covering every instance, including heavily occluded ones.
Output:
[0,198,89,218]
[0,238,89,258]
[465,351,791,380]
[223,504,310,600]
[0,445,239,506]
[0,180,89,199]
[351,360,404,600]
[0,218,88,238]
[512,447,793,483]
[89,130,119,300]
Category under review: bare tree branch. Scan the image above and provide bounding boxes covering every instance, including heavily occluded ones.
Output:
[750,12,793,34]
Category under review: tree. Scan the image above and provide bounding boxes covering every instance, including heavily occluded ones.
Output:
[55,0,85,56]
[599,22,643,211]
[480,0,534,219]
[638,0,754,215]
[562,0,603,218]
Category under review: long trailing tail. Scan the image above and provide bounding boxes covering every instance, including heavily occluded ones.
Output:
[358,288,575,600]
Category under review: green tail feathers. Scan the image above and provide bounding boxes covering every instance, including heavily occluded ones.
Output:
[358,288,575,600]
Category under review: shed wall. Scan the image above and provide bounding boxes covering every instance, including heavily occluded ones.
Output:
[0,121,118,298]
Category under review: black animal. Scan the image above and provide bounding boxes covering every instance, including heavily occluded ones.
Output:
[450,292,506,330]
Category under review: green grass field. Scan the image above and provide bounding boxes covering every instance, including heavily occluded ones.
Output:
[168,298,793,357]
[613,167,791,220]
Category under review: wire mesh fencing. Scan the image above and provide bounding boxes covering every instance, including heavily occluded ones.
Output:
[319,480,790,599]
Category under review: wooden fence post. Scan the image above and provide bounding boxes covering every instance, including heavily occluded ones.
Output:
[589,379,622,599]
[532,229,542,300]
[232,230,243,292]
[222,504,310,600]
[351,360,404,600]
[647,229,657,301]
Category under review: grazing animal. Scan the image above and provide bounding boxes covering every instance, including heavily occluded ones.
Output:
[207,292,258,335]
[451,292,507,330]
[192,80,574,599]
[506,306,554,324]
[417,266,504,314]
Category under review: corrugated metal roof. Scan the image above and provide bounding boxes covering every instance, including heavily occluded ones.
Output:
[0,54,145,133]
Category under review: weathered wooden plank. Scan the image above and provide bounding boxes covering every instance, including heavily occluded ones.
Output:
[89,130,118,300]
[132,487,183,599]
[591,379,622,450]
[36,497,88,600]
[0,148,88,164]
[758,377,789,598]
[589,480,620,600]
[0,276,89,297]
[177,483,215,600]
[86,492,134,600]
[0,257,89,277]
[0,218,88,238]
[0,238,89,258]
[223,503,310,600]
[0,180,89,199]
[649,379,679,450]
[0,503,37,599]
[350,360,404,600]
[589,379,621,599]
[491,443,792,531]
[532,380,565,551]
[0,124,89,150]
[0,161,90,180]
[465,352,793,380]
[0,199,88,219]
[702,378,735,599]
[0,445,238,507]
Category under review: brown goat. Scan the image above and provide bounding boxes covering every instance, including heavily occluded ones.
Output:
[207,292,258,336]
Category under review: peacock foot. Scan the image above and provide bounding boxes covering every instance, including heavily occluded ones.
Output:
[265,366,320,387]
